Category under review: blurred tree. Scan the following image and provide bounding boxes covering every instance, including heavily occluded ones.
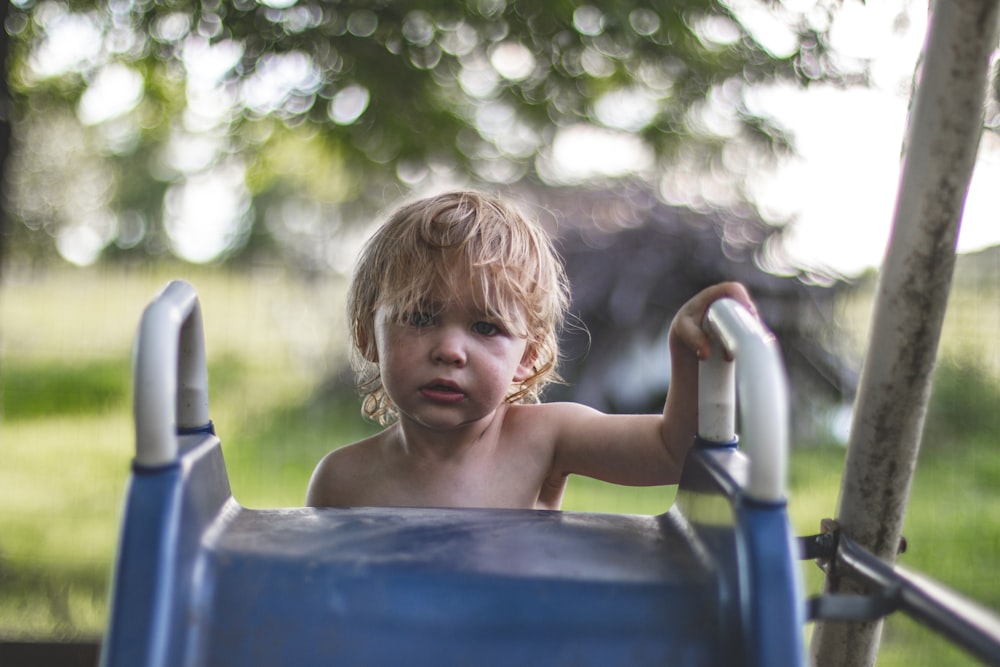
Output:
[0,1,11,272]
[3,0,857,267]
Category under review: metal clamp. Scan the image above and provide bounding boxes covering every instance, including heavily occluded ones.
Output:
[807,526,1000,665]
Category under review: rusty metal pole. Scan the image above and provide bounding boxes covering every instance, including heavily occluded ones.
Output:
[810,1,1000,665]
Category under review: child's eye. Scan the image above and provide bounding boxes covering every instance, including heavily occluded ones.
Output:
[407,311,435,327]
[472,321,501,336]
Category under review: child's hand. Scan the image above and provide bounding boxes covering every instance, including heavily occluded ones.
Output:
[669,282,757,361]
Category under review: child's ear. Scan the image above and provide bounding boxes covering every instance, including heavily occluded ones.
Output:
[513,346,537,383]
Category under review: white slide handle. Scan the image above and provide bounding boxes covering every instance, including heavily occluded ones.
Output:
[133,280,210,467]
[698,298,789,503]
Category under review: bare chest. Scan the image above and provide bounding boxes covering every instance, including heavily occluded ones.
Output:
[366,441,555,509]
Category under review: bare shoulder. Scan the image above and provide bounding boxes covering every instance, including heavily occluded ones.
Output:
[501,401,610,457]
[511,402,672,485]
[504,401,606,436]
[505,401,601,423]
[305,433,387,507]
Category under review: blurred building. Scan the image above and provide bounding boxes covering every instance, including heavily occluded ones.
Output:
[518,184,857,444]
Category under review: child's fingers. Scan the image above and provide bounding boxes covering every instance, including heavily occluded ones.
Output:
[671,313,712,360]
[700,282,757,317]
[671,282,759,360]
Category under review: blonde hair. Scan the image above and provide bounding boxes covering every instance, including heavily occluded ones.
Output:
[348,190,570,425]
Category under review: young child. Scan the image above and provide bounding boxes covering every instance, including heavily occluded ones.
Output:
[306,190,756,510]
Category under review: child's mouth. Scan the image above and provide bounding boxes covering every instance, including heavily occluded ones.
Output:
[420,382,465,402]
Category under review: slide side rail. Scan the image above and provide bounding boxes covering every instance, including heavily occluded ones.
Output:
[133,280,210,467]
[698,298,789,503]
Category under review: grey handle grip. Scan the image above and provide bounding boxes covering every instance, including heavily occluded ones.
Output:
[133,280,210,467]
[698,298,789,503]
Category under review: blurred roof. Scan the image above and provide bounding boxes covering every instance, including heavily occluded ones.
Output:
[512,184,856,421]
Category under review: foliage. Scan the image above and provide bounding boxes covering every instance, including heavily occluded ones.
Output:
[3,0,856,267]
[921,354,1000,451]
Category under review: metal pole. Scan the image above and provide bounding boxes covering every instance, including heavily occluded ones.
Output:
[810,1,1000,665]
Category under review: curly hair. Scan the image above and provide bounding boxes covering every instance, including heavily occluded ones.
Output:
[347,190,570,425]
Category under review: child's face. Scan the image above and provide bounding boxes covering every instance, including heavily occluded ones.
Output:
[371,280,535,432]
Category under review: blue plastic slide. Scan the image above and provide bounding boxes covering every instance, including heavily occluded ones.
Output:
[100,280,806,666]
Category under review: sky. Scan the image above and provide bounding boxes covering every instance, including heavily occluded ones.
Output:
[751,84,914,277]
[748,1,1000,277]
[550,1,964,278]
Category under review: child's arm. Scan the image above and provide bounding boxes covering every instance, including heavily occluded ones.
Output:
[535,282,756,487]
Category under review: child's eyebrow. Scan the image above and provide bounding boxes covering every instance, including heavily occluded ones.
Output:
[414,299,441,310]
[483,304,529,330]
[475,310,505,324]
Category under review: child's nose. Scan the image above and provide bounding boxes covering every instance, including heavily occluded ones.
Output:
[431,327,467,366]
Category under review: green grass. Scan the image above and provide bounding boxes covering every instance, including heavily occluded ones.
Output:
[2,360,128,420]
[2,266,1000,666]
[787,442,1000,667]
[1,264,346,638]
